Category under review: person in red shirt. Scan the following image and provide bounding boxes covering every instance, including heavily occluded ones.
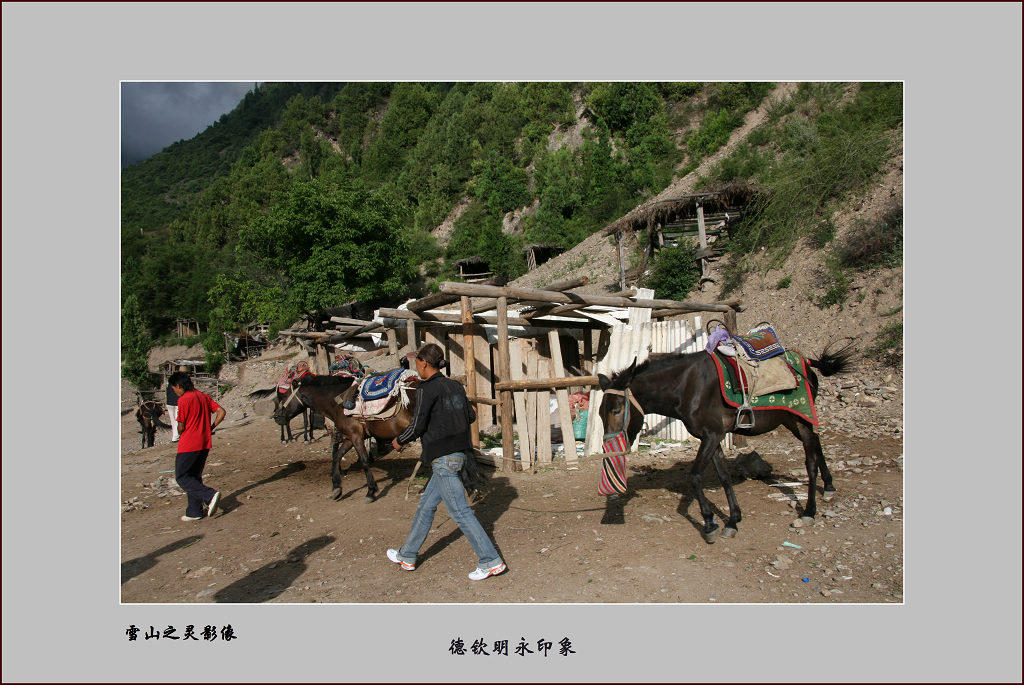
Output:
[168,371,226,522]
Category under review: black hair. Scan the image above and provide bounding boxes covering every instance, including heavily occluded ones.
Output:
[416,343,446,369]
[168,371,195,392]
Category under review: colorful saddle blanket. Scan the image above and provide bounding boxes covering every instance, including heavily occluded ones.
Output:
[731,324,784,361]
[329,355,365,378]
[342,369,418,418]
[360,368,415,401]
[711,350,819,426]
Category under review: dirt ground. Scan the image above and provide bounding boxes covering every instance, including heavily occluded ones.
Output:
[120,392,903,604]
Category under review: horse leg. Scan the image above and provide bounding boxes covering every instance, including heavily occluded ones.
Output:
[689,437,725,543]
[789,423,830,519]
[329,436,354,500]
[352,436,379,502]
[709,444,742,538]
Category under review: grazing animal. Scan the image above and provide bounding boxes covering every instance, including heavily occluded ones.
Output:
[292,374,479,503]
[135,400,166,449]
[597,341,855,543]
[248,375,354,443]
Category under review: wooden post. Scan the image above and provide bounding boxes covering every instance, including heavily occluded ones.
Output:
[315,344,329,375]
[525,345,539,473]
[548,330,579,465]
[509,339,532,468]
[461,296,479,448]
[535,357,552,466]
[387,328,398,355]
[616,231,626,290]
[407,319,418,352]
[496,296,514,472]
[697,203,711,287]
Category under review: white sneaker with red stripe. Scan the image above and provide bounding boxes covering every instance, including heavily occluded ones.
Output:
[468,561,506,581]
[386,548,415,571]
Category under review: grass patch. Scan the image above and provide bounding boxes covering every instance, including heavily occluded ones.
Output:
[834,202,903,270]
[814,257,850,309]
[868,319,903,367]
[775,275,791,289]
[708,82,902,263]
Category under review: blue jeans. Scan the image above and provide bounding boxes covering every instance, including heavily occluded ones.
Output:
[397,452,501,570]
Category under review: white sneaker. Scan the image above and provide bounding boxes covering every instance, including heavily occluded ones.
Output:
[386,548,415,571]
[207,491,221,518]
[181,514,202,522]
[468,561,506,581]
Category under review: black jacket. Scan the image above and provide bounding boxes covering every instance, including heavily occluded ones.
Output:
[397,373,476,465]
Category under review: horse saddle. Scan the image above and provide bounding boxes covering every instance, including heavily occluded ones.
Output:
[359,368,416,401]
[339,369,418,419]
[730,323,784,361]
[718,352,798,397]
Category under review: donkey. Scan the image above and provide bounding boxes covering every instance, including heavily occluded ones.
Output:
[597,341,855,543]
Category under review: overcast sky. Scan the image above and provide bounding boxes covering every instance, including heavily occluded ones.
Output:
[120,81,256,167]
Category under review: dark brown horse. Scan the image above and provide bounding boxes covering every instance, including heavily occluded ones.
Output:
[291,375,420,502]
[248,375,353,443]
[597,341,855,543]
[135,400,166,449]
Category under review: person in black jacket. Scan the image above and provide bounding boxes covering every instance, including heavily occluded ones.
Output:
[387,343,506,581]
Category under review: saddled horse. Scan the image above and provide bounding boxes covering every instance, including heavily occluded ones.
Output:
[597,340,855,543]
[247,375,354,443]
[291,374,481,503]
[135,400,166,449]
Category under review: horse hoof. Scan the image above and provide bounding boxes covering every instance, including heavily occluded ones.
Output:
[365,494,377,503]
[722,527,737,539]
[823,489,836,501]
[800,515,814,525]
[329,489,342,501]
[703,525,720,544]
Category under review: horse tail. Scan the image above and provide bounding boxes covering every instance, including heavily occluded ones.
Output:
[247,387,277,399]
[808,338,858,377]
[460,451,486,494]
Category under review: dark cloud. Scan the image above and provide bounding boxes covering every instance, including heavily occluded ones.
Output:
[120,81,255,168]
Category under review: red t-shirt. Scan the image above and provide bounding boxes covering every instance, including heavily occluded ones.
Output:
[176,389,222,453]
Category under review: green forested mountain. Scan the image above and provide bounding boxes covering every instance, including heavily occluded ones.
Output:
[121,81,902,384]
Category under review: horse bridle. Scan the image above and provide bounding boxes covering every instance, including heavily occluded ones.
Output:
[284,385,306,409]
[601,387,644,457]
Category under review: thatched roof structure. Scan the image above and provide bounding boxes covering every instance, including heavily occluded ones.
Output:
[603,180,766,236]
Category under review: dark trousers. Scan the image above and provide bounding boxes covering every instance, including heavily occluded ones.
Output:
[175,449,216,517]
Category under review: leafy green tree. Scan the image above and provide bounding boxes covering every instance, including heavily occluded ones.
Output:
[121,293,153,387]
[234,178,416,315]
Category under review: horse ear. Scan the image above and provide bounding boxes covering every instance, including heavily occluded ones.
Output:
[624,358,638,382]
[598,374,611,391]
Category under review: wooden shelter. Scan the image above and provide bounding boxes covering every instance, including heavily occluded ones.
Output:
[370,280,742,472]
[174,317,201,338]
[275,276,744,474]
[524,243,565,271]
[451,256,494,283]
[603,181,764,288]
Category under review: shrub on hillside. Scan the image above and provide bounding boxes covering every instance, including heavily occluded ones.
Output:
[834,202,903,270]
[643,242,700,300]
